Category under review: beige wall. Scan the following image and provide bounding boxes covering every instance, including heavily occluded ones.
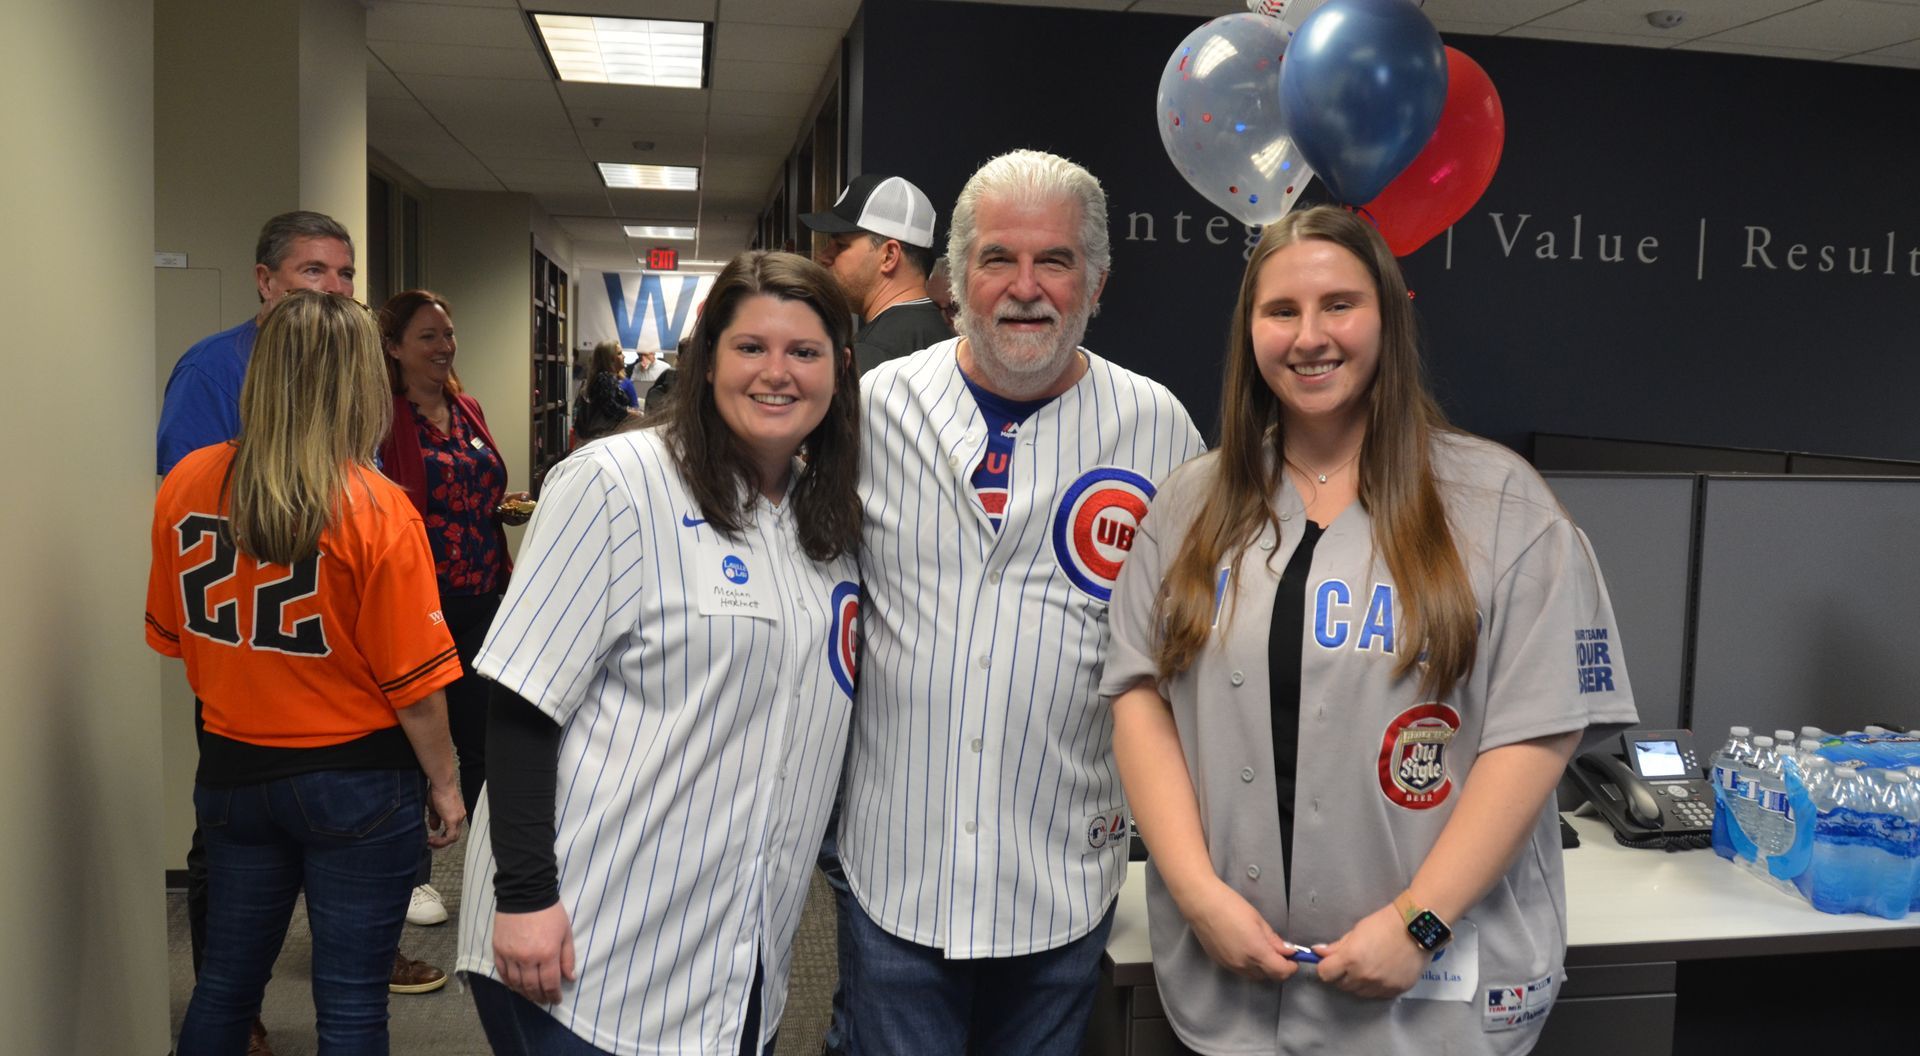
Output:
[0,0,170,1050]
[154,0,371,871]
[429,189,575,547]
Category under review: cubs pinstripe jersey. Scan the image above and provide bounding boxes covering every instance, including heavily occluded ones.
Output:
[843,339,1203,957]
[454,428,859,1056]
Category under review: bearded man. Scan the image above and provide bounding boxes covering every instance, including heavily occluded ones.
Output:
[837,149,1204,1056]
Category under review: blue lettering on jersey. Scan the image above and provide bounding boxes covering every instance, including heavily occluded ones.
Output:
[1314,579,1352,648]
[1575,626,1615,694]
[1316,580,1399,654]
[1357,583,1396,653]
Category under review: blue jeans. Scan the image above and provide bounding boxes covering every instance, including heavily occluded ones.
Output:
[176,770,423,1056]
[466,965,771,1056]
[840,896,1117,1056]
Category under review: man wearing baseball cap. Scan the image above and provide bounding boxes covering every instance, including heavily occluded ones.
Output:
[804,173,954,374]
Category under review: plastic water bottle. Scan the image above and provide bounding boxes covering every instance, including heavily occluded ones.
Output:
[1807,768,1871,914]
[1863,771,1915,919]
[1907,766,1920,913]
[1773,729,1797,753]
[1727,736,1779,866]
[1748,740,1798,886]
[1790,758,1832,903]
[1710,726,1755,860]
[1800,726,1828,743]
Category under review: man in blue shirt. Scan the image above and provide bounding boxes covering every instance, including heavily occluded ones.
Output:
[156,211,358,474]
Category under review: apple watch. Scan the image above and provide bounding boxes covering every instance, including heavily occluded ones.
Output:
[1394,891,1454,952]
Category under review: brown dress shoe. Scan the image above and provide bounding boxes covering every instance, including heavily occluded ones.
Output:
[389,949,448,994]
[246,1017,275,1056]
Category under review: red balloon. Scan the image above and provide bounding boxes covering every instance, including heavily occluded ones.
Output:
[1360,47,1505,257]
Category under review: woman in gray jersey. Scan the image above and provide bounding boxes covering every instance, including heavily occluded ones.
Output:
[1104,206,1638,1055]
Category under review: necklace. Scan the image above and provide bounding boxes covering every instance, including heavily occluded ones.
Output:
[1285,447,1361,485]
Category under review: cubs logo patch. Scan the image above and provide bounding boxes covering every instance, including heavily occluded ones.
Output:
[827,581,859,699]
[1377,703,1461,810]
[1052,467,1156,602]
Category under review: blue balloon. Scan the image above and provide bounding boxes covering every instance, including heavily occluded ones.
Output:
[1279,0,1447,204]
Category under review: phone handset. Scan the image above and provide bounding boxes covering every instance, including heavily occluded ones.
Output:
[1580,752,1663,830]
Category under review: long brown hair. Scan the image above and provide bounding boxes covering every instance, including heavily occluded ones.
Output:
[378,289,463,396]
[227,291,390,565]
[1155,206,1476,700]
[660,251,861,562]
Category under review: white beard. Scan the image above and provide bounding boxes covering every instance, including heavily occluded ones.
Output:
[960,298,1092,399]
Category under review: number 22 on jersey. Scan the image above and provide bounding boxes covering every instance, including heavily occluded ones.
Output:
[175,513,331,656]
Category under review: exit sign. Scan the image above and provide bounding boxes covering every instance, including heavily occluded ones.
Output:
[648,247,679,270]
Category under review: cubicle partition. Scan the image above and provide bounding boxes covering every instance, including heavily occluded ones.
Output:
[1687,476,1920,739]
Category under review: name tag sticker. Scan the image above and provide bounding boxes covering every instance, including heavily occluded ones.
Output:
[695,536,777,620]
[469,435,487,450]
[1402,920,1476,1002]
[1083,808,1128,854]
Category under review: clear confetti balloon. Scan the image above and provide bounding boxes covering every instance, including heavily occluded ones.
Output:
[1156,13,1314,227]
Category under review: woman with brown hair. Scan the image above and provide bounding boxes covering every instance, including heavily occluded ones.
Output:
[454,251,863,1055]
[1104,206,1639,1055]
[377,289,530,941]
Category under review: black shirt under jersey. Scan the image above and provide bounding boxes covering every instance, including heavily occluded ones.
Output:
[1267,519,1326,889]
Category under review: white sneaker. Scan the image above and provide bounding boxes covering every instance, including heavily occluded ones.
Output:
[407,883,448,926]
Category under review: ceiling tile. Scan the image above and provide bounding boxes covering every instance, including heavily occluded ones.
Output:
[367,2,533,48]
[570,109,713,135]
[1702,0,1920,54]
[454,127,591,159]
[709,89,809,118]
[369,40,549,79]
[545,0,716,19]
[1531,0,1849,42]
[396,74,561,107]
[711,58,826,96]
[713,22,842,69]
[715,0,861,29]
[368,63,412,100]
[1848,50,1920,68]
[1503,26,1680,48]
[558,81,710,115]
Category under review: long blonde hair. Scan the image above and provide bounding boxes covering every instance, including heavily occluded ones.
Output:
[1155,206,1476,700]
[227,291,392,565]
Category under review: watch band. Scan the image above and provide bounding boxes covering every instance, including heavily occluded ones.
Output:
[1394,890,1424,925]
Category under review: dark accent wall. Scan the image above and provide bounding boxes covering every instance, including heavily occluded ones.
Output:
[856,0,1920,458]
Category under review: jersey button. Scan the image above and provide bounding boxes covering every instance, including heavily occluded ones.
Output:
[1247,864,1261,880]
[1259,540,1274,551]
[949,455,962,470]
[1240,767,1255,782]
[1229,671,1245,686]
[977,655,991,669]
[971,738,983,753]
[1280,512,1292,522]
[964,821,977,835]
[987,571,1001,584]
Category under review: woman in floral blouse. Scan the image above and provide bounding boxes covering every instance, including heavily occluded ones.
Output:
[378,289,531,931]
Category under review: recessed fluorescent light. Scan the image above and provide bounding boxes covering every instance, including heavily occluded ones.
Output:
[598,163,699,191]
[533,14,707,89]
[624,224,696,240]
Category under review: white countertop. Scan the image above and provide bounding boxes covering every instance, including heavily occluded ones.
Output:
[1105,813,1920,979]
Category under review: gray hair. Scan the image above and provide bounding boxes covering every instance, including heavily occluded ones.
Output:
[946,149,1110,302]
[255,211,354,271]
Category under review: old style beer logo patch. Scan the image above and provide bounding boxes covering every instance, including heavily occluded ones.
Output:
[1377,703,1461,809]
[1052,466,1156,601]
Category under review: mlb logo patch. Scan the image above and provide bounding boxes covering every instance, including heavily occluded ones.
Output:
[1084,808,1128,853]
[1484,986,1527,1032]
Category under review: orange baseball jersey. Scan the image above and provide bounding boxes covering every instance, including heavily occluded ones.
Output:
[146,444,461,748]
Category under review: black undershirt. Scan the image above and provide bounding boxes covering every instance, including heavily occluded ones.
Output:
[193,698,418,788]
[485,682,564,913]
[1267,520,1325,889]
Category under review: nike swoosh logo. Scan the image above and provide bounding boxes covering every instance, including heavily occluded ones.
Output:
[682,512,707,527]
